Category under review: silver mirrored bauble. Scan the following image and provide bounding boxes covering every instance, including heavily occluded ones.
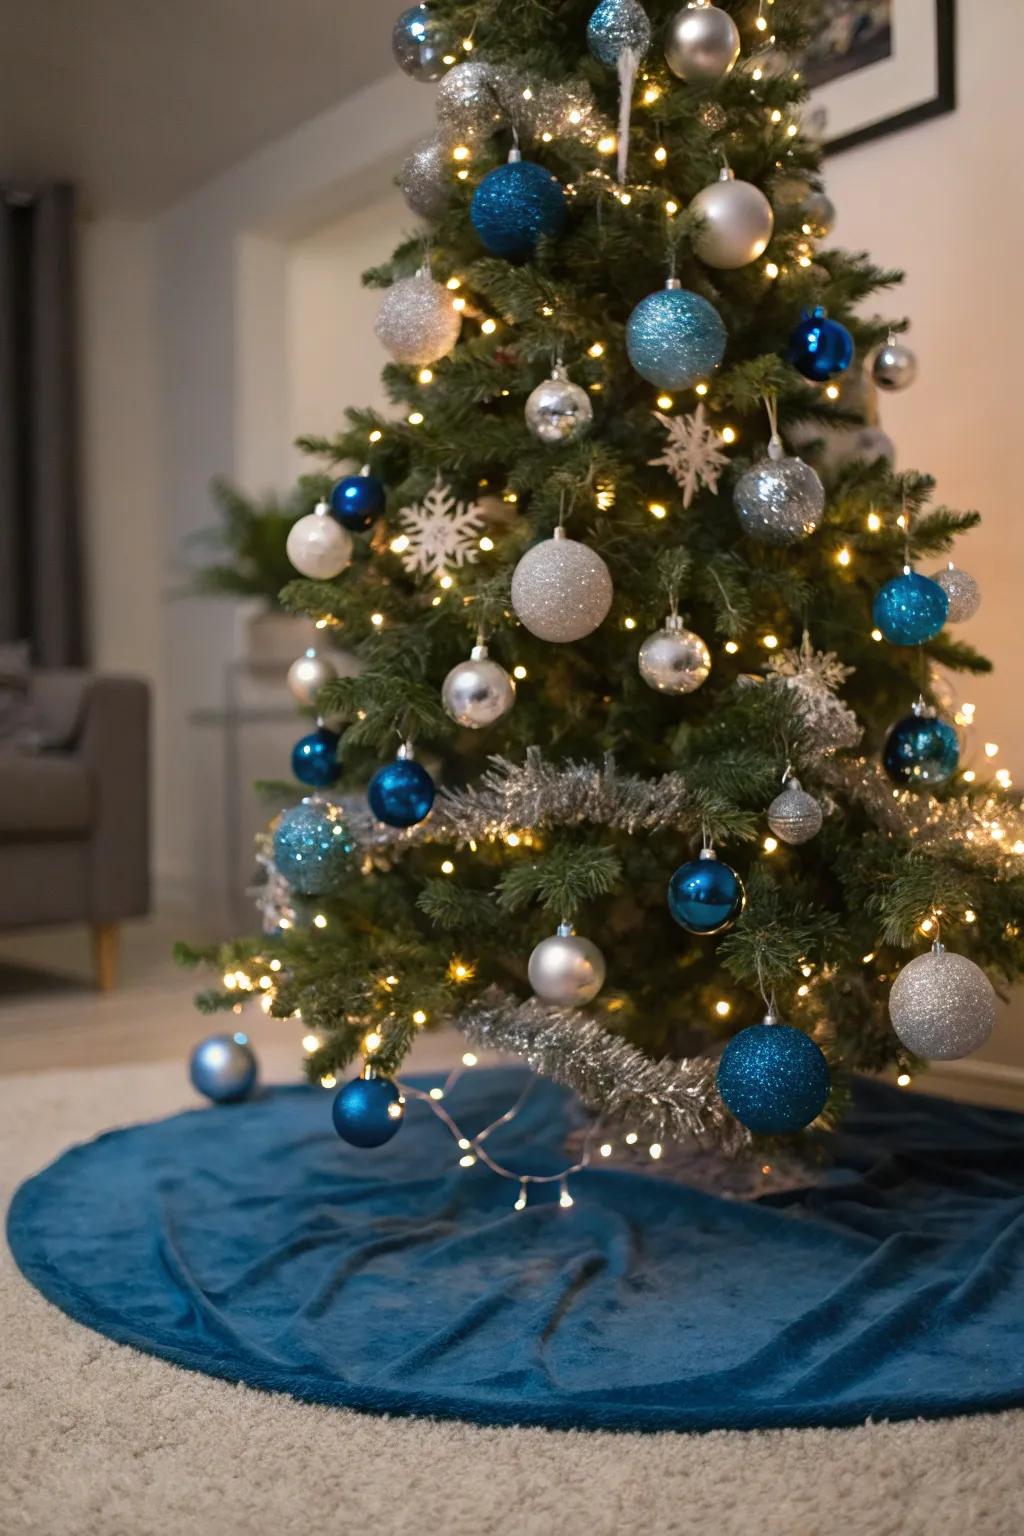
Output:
[400,138,451,221]
[511,528,613,643]
[374,269,462,366]
[802,190,836,239]
[734,441,825,545]
[524,365,594,445]
[286,506,353,579]
[638,614,711,694]
[872,338,918,391]
[889,943,996,1060]
[392,4,453,82]
[442,643,516,729]
[766,777,823,844]
[528,923,606,1006]
[664,3,740,82]
[690,169,774,270]
[932,563,981,623]
[435,61,503,138]
[287,649,338,708]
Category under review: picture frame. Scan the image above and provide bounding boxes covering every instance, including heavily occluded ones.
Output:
[803,0,956,157]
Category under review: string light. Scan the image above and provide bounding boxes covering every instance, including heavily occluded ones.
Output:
[649,1143,663,1160]
[438,572,454,590]
[665,199,678,216]
[724,640,739,655]
[412,1009,428,1025]
[418,367,433,384]
[559,1180,575,1208]
[720,426,737,444]
[836,546,851,566]
[597,134,617,155]
[985,742,1000,758]
[368,428,383,443]
[408,411,424,426]
[714,1000,731,1017]
[599,1143,613,1157]
[871,628,883,642]
[370,611,384,627]
[624,616,637,630]
[479,535,494,552]
[656,394,674,410]
[964,909,977,924]
[897,1072,912,1088]
[825,383,840,400]
[446,276,461,290]
[625,1132,638,1146]
[320,1074,336,1089]
[642,83,661,105]
[451,144,471,162]
[764,261,779,279]
[654,145,668,164]
[763,836,779,853]
[452,295,467,311]
[462,1052,478,1067]
[480,317,497,335]
[649,502,668,520]
[429,1087,444,1100]
[302,1034,320,1053]
[762,633,779,649]
[363,1030,382,1054]
[867,511,882,532]
[313,913,328,929]
[514,1182,528,1211]
[513,665,527,680]
[588,341,605,358]
[440,859,455,875]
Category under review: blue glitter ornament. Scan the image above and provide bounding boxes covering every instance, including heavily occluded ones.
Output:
[368,748,436,828]
[587,0,652,67]
[392,4,452,82]
[333,1072,405,1148]
[884,706,960,787]
[668,848,744,935]
[470,151,568,261]
[873,569,948,646]
[330,472,385,532]
[189,1033,258,1105]
[292,725,341,788]
[717,1011,830,1135]
[787,306,854,382]
[626,280,726,390]
[273,799,354,895]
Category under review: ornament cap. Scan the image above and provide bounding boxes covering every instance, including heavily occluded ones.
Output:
[718,165,736,183]
[361,1062,381,1081]
[508,144,523,164]
[664,613,685,632]
[397,740,416,761]
[762,1007,782,1027]
[469,642,489,661]
[556,920,575,938]
[552,524,569,542]
[314,499,329,517]
[665,276,683,291]
[911,695,935,719]
[931,939,946,957]
[699,846,719,862]
[767,433,784,462]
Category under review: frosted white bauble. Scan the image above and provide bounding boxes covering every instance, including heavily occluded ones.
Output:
[286,506,353,580]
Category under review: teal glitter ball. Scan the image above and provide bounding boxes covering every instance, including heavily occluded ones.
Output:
[272,800,354,896]
[883,710,960,787]
[873,570,948,645]
[667,850,744,935]
[717,1020,830,1134]
[587,0,652,67]
[471,159,568,261]
[332,1075,405,1148]
[626,285,726,389]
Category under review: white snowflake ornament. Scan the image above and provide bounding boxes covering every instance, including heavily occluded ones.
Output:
[650,404,730,508]
[396,473,485,575]
[766,631,862,756]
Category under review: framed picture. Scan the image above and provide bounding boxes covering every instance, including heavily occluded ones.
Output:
[803,0,955,156]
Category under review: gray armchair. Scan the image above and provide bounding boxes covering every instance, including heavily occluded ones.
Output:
[0,672,150,988]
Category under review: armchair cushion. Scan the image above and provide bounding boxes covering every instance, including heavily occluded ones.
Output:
[0,754,94,837]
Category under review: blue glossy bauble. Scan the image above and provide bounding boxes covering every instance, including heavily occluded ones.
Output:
[873,570,948,646]
[368,756,436,828]
[717,1022,830,1134]
[332,1074,405,1148]
[626,286,727,390]
[292,726,341,788]
[392,4,451,82]
[330,473,385,532]
[787,306,854,382]
[470,159,568,261]
[668,851,744,935]
[883,711,960,787]
[189,1033,258,1104]
[273,800,354,895]
[587,0,652,67]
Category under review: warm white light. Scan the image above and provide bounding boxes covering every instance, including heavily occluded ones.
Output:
[480,317,497,335]
[985,742,999,758]
[764,261,779,279]
[867,511,882,532]
[588,341,605,358]
[513,665,527,681]
[649,502,668,520]
[451,144,471,162]
[462,1052,478,1067]
[559,1188,575,1208]
[446,276,462,291]
[429,1087,444,1100]
[390,534,410,554]
[715,1000,731,1018]
[762,633,779,649]
[438,573,454,590]
[654,145,668,164]
[720,426,737,444]
[313,913,328,929]
[897,1072,912,1088]
[656,394,674,410]
[625,1132,638,1146]
[506,832,521,847]
[599,1143,613,1157]
[836,546,851,566]
[370,612,384,627]
[763,836,779,853]
[418,367,433,384]
[871,628,883,642]
[825,383,840,400]
[302,1034,320,1053]
[649,1143,663,1160]
[597,134,617,155]
[724,640,739,655]
[320,1074,336,1089]
[408,411,424,426]
[665,199,679,216]
[369,429,383,444]
[441,860,455,875]
[459,1154,477,1168]
[412,1009,427,1025]
[624,617,637,630]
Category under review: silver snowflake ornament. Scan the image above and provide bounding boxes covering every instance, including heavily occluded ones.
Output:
[396,473,485,575]
[650,404,730,508]
[766,631,862,756]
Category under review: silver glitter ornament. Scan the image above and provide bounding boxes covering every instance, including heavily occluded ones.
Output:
[374,267,462,367]
[399,138,451,221]
[766,776,823,844]
[889,942,996,1060]
[286,503,353,579]
[690,167,774,270]
[734,435,825,545]
[442,643,516,729]
[801,190,836,239]
[872,335,918,391]
[664,4,740,83]
[524,364,594,446]
[638,613,711,694]
[287,648,338,708]
[435,61,503,138]
[528,922,606,1007]
[392,4,453,83]
[932,562,981,623]
[511,526,613,643]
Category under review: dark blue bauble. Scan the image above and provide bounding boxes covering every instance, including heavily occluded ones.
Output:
[884,711,960,787]
[873,570,948,646]
[333,1074,405,1147]
[330,473,385,532]
[626,286,727,390]
[787,306,854,382]
[471,158,568,261]
[292,726,341,788]
[717,1021,830,1134]
[368,756,436,827]
[189,1033,258,1104]
[668,851,745,935]
[273,800,354,895]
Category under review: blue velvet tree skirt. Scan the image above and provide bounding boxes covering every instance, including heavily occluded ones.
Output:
[8,1066,1024,1433]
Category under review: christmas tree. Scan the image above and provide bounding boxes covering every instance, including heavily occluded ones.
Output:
[183,0,1024,1162]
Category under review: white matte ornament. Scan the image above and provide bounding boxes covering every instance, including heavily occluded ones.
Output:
[442,643,516,729]
[932,563,981,624]
[766,776,823,844]
[287,649,338,707]
[511,526,613,643]
[286,504,353,580]
[528,922,606,1007]
[889,942,996,1060]
[664,3,740,82]
[374,268,462,367]
[525,365,594,445]
[638,614,711,694]
[690,168,774,270]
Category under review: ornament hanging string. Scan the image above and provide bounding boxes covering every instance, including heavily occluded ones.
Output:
[763,393,783,458]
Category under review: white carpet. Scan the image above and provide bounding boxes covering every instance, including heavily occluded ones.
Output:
[2,1054,1023,1536]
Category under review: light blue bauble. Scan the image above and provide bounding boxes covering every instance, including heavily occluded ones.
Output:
[273,800,355,896]
[873,570,948,645]
[626,283,726,390]
[189,1034,258,1105]
[332,1074,405,1148]
[471,157,568,261]
[587,0,652,67]
[717,1017,830,1135]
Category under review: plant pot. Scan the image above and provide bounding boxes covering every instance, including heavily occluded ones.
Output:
[239,607,320,670]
